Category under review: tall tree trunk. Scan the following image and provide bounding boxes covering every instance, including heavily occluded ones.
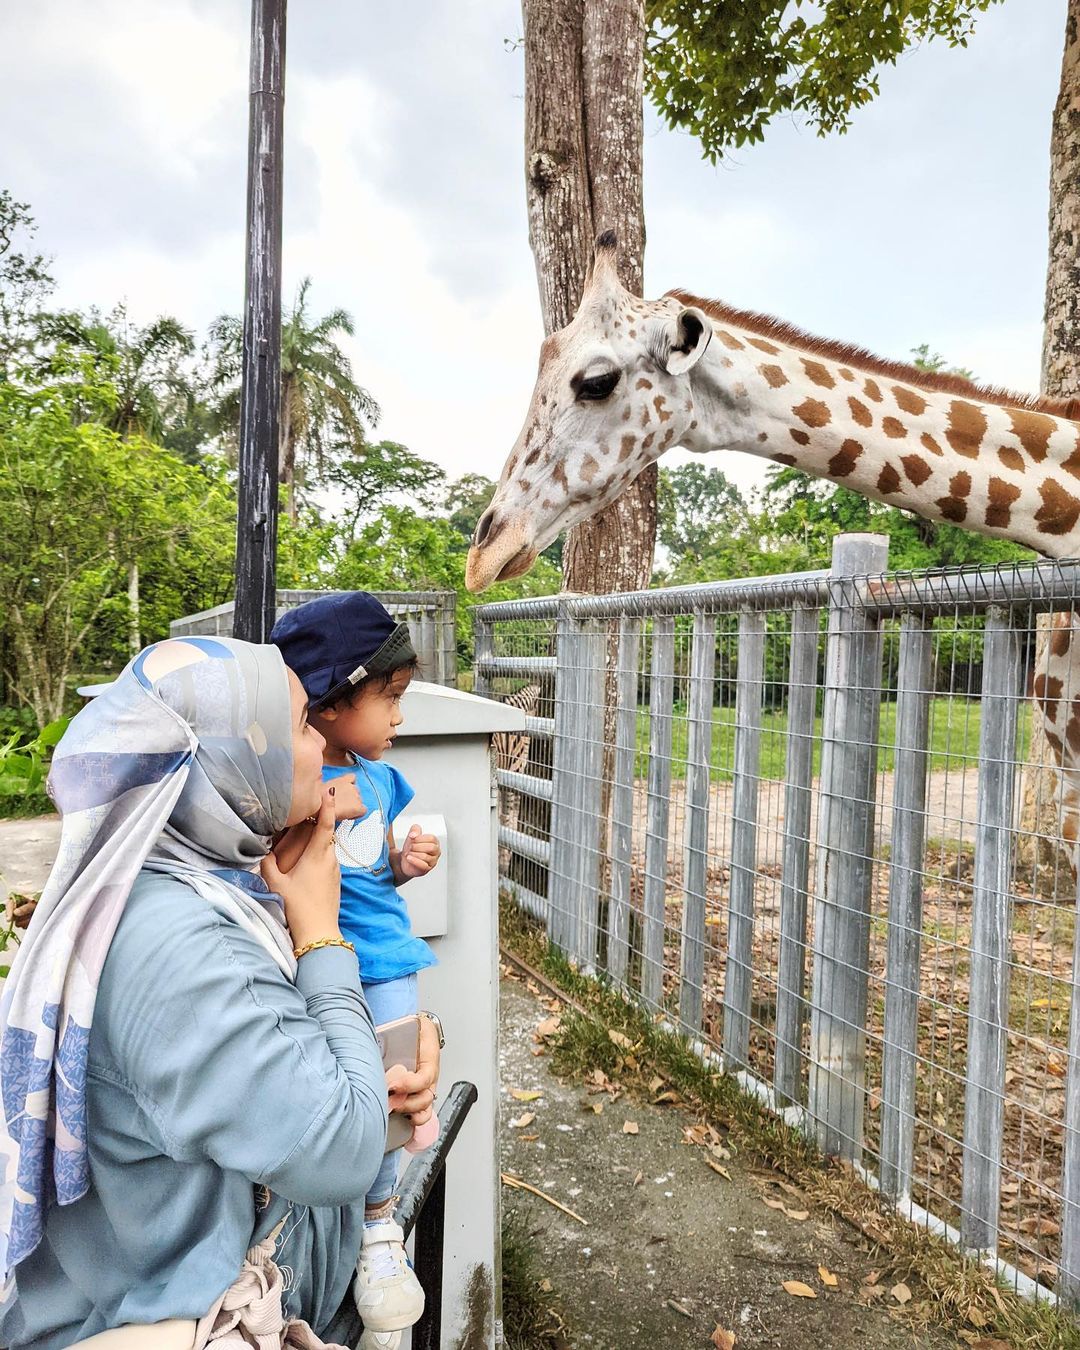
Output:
[127,560,141,658]
[1020,0,1080,892]
[279,379,297,523]
[523,0,654,595]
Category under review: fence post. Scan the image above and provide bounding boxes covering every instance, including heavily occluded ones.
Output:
[961,606,1021,1254]
[473,614,493,700]
[808,532,888,1159]
[642,616,676,1008]
[774,603,821,1105]
[608,615,643,987]
[722,610,766,1069]
[548,610,605,967]
[680,610,717,1032]
[1058,869,1080,1303]
[879,614,934,1199]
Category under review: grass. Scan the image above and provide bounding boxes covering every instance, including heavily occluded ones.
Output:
[500,896,1080,1350]
[501,1204,569,1349]
[637,695,1030,782]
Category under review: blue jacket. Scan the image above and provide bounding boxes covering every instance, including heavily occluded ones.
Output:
[0,871,388,1349]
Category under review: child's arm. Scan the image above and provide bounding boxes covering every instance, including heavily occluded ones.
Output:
[388,822,441,885]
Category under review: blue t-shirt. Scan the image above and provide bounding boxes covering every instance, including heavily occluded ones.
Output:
[323,757,436,985]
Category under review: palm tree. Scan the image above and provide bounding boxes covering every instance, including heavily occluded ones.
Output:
[209,277,380,519]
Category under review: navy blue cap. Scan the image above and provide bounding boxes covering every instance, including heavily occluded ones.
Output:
[270,592,417,709]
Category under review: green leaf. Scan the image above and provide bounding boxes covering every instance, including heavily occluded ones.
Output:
[37,718,69,749]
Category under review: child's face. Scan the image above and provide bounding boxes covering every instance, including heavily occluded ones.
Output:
[316,666,413,761]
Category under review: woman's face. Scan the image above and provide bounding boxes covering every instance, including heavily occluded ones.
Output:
[286,668,327,826]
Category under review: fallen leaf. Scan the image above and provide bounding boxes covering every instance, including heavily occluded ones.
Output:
[1031,998,1062,1010]
[509,1112,536,1129]
[653,1091,679,1105]
[1018,1217,1061,1237]
[969,1340,1011,1350]
[776,1181,803,1199]
[763,1197,787,1212]
[891,1283,912,1305]
[520,1134,539,1142]
[510,1089,542,1102]
[967,1306,988,1329]
[864,1270,881,1286]
[710,1142,732,1161]
[705,1158,731,1180]
[538,1278,553,1293]
[609,1030,634,1049]
[649,1076,665,1094]
[818,1266,838,1288]
[665,1298,693,1318]
[633,1170,643,1186]
[782,1281,817,1299]
[592,1102,604,1115]
[536,1016,561,1038]
[710,1328,736,1350]
[623,1121,640,1135]
[785,1209,810,1222]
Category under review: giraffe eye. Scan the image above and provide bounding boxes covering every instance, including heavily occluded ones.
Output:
[575,370,620,402]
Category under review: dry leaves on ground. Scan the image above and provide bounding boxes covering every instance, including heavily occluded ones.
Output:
[623,1120,639,1135]
[710,1327,736,1350]
[782,1281,817,1299]
[510,1089,543,1102]
[818,1266,838,1288]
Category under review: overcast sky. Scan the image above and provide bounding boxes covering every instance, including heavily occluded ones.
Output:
[0,1,1066,496]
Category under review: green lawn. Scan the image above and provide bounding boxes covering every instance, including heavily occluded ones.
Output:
[635,696,1030,782]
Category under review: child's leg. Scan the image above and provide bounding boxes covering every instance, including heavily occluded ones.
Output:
[362,974,418,1214]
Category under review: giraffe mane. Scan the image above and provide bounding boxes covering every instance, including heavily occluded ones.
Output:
[666,289,1080,422]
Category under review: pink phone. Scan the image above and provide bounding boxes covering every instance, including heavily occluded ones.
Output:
[377,1014,422,1152]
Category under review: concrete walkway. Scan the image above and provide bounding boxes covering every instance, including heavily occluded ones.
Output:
[0,814,60,899]
[499,971,950,1349]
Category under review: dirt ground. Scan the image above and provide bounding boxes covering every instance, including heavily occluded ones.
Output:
[499,972,951,1350]
[0,813,60,900]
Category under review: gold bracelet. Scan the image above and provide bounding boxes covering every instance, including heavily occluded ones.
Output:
[293,936,356,960]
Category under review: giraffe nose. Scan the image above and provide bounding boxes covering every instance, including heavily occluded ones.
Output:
[474,507,497,548]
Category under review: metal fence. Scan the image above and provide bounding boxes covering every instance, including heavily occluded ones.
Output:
[475,534,1080,1308]
[171,589,458,686]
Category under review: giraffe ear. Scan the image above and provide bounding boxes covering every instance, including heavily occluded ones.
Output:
[645,308,712,376]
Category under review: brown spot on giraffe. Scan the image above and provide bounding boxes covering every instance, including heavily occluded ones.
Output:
[622,406,632,422]
[1061,430,1080,478]
[802,359,835,389]
[642,432,655,450]
[640,405,651,429]
[877,464,902,494]
[661,427,676,449]
[997,446,1024,472]
[790,428,811,446]
[1052,622,1073,658]
[748,337,780,355]
[793,398,831,428]
[1034,673,1064,716]
[829,439,863,477]
[839,368,855,381]
[892,386,929,416]
[900,455,932,486]
[539,334,561,366]
[770,453,797,466]
[757,431,768,442]
[935,471,972,522]
[1008,407,1058,462]
[945,400,987,459]
[882,417,907,439]
[985,476,1021,530]
[619,434,636,462]
[717,330,744,350]
[505,455,519,479]
[760,364,788,388]
[864,378,883,403]
[1068,713,1080,757]
[524,446,541,467]
[580,455,599,484]
[635,377,653,391]
[848,397,872,428]
[921,432,944,457]
[1035,479,1080,536]
[1048,728,1065,758]
[653,395,673,423]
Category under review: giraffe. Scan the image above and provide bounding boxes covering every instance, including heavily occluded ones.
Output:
[466,230,1080,871]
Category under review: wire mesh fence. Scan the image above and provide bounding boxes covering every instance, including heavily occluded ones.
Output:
[475,537,1080,1309]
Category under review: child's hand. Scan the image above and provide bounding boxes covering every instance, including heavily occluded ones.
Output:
[330,772,367,822]
[397,825,441,880]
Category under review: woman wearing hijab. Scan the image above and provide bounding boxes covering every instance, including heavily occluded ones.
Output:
[0,636,437,1349]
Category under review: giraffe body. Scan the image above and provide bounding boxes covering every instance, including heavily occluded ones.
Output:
[467,233,1080,878]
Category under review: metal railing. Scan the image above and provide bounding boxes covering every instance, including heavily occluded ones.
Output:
[325,1081,477,1349]
[475,536,1080,1307]
[171,589,459,687]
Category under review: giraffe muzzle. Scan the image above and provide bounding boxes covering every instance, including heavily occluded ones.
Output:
[465,509,538,592]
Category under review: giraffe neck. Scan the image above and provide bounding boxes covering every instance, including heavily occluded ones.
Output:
[681,319,1080,560]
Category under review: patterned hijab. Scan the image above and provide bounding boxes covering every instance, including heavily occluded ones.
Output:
[0,636,299,1289]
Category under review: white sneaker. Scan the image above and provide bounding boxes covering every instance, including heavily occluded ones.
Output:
[359,1332,402,1350]
[353,1219,426,1333]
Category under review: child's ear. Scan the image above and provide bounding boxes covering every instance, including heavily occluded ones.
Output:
[312,705,338,724]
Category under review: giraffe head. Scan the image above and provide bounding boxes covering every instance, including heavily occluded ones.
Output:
[465,232,714,591]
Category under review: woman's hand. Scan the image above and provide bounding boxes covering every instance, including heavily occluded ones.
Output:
[384,1015,442,1126]
[331,772,367,822]
[262,786,341,951]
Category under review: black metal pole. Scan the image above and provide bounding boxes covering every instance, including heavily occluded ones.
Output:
[233,0,286,642]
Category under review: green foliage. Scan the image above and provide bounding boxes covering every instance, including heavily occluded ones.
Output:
[645,0,1003,162]
[0,717,67,798]
[333,505,563,665]
[0,191,54,376]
